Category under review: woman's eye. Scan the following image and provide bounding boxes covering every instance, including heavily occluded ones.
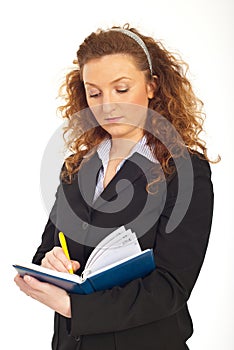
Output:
[117,89,128,94]
[89,92,101,98]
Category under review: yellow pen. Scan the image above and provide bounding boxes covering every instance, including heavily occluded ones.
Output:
[58,232,73,274]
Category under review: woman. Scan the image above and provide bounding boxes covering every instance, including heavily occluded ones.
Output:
[14,24,217,349]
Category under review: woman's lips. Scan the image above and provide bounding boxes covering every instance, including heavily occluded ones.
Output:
[104,117,123,123]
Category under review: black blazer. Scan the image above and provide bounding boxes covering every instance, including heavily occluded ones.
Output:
[32,151,214,350]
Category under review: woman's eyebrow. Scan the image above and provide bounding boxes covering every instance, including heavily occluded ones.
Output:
[84,76,132,87]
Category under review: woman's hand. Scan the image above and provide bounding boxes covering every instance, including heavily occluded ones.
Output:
[41,247,80,273]
[14,248,80,316]
[14,274,71,318]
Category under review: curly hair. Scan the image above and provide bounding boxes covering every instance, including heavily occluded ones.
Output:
[58,24,219,190]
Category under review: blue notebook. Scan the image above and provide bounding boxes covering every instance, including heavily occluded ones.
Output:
[13,226,156,295]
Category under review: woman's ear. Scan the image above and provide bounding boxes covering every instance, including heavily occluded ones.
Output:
[147,75,157,99]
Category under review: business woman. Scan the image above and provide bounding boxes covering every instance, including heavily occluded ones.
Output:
[14,24,217,349]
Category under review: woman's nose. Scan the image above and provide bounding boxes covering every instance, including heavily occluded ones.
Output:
[102,102,116,114]
[101,92,116,114]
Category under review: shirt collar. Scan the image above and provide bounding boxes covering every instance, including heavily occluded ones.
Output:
[97,135,158,166]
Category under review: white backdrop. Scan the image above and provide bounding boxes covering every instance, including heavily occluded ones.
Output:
[1,0,233,349]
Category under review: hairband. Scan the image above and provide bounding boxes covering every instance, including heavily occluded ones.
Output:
[110,28,153,75]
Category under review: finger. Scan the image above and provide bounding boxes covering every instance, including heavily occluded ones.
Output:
[23,275,52,297]
[71,260,80,272]
[14,274,28,288]
[14,274,33,296]
[43,248,70,272]
[14,273,23,285]
[15,274,49,300]
[41,249,66,271]
[42,252,67,272]
[41,259,60,271]
[23,275,42,291]
[53,247,73,272]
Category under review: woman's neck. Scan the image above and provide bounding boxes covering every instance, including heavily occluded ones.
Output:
[110,133,143,160]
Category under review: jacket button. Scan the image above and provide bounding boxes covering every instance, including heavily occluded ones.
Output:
[82,222,89,230]
[75,336,80,342]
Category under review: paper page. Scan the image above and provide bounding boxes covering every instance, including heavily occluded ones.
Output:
[85,228,139,270]
[84,238,141,275]
[85,226,126,269]
[83,230,142,277]
[86,230,140,268]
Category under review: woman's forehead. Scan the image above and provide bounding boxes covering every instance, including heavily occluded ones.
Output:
[82,54,141,84]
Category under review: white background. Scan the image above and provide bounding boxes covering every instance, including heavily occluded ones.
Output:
[1,0,233,349]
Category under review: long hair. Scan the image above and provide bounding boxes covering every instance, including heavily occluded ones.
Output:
[58,24,219,189]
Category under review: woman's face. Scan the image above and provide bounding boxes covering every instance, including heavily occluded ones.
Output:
[83,54,155,141]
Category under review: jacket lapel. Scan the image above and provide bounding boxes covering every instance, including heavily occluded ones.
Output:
[62,151,157,217]
[77,152,103,210]
[91,152,157,210]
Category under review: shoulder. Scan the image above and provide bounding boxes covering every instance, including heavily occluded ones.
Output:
[166,150,212,193]
[188,151,212,178]
[170,150,211,176]
[60,150,101,185]
[163,151,214,217]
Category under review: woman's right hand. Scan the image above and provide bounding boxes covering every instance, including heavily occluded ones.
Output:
[41,247,80,273]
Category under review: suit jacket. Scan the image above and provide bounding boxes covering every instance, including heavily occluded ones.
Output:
[32,151,214,350]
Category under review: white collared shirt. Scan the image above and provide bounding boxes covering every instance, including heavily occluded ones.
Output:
[93,136,158,202]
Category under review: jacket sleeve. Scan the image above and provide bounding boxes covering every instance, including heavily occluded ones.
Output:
[69,155,214,337]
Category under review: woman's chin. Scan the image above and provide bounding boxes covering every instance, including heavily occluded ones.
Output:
[101,124,129,137]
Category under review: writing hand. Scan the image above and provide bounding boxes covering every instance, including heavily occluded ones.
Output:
[41,247,80,273]
[14,274,71,318]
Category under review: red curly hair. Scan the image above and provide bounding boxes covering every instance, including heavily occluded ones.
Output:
[58,24,219,190]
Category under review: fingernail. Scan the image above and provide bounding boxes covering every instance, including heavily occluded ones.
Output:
[25,276,31,282]
[68,264,72,270]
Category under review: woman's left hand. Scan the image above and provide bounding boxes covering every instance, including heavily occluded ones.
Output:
[14,274,71,318]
